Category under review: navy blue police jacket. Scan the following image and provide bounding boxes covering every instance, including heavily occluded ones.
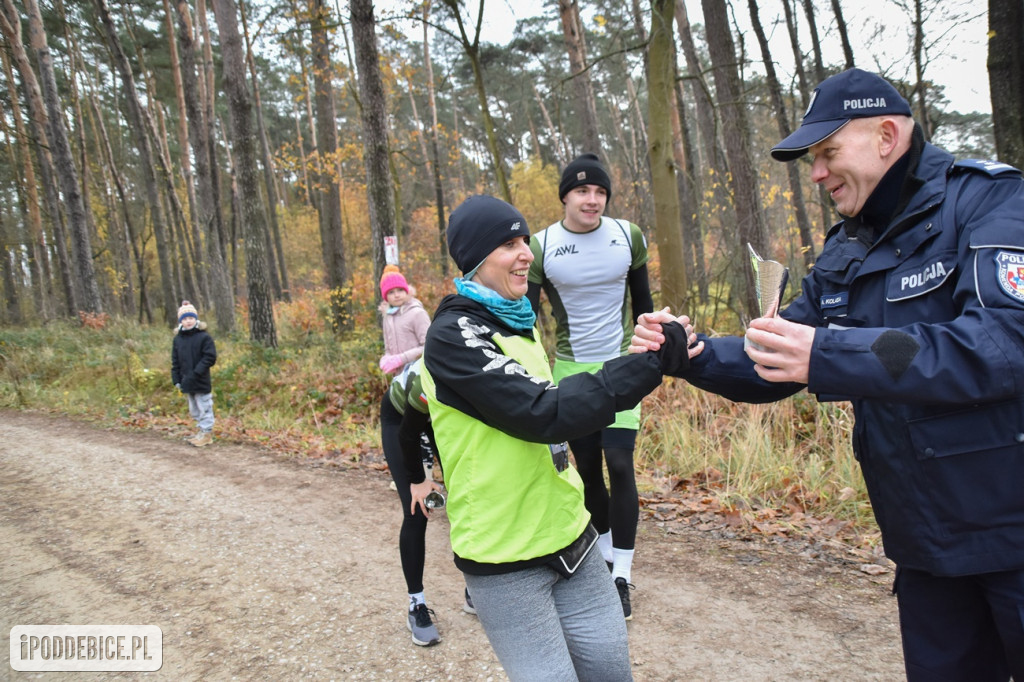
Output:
[678,142,1024,577]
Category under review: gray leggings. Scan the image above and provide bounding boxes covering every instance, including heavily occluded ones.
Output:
[463,547,632,681]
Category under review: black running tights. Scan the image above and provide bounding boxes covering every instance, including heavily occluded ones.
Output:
[570,429,638,550]
[380,394,428,594]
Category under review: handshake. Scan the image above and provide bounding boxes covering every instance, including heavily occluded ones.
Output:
[629,309,703,375]
[632,307,815,385]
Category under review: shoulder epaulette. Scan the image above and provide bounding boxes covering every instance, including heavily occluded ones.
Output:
[953,159,1021,176]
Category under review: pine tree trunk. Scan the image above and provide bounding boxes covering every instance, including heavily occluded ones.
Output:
[831,0,856,70]
[0,0,77,317]
[910,0,933,140]
[175,0,236,332]
[783,0,832,232]
[309,0,351,332]
[93,0,181,322]
[558,0,602,155]
[211,0,277,346]
[239,0,289,301]
[648,0,688,311]
[748,0,815,269]
[421,0,449,275]
[989,0,1024,169]
[674,0,727,186]
[89,92,152,323]
[0,45,52,320]
[0,208,21,324]
[26,0,102,315]
[702,0,769,319]
[440,0,512,202]
[351,0,399,288]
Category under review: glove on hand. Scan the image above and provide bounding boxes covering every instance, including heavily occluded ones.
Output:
[655,321,691,376]
[379,354,404,374]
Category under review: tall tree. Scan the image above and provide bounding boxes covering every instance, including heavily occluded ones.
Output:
[800,0,825,83]
[175,0,236,332]
[309,0,351,332]
[163,0,205,301]
[439,0,512,201]
[831,0,855,70]
[0,43,52,320]
[211,0,277,346]
[748,0,815,268]
[702,0,768,318]
[648,0,688,311]
[421,0,449,276]
[26,0,102,314]
[239,0,290,301]
[88,90,152,323]
[350,0,398,287]
[93,0,178,322]
[674,0,725,178]
[988,0,1024,169]
[908,0,934,139]
[783,0,831,231]
[558,0,602,154]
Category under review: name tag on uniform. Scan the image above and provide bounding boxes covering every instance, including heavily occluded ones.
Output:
[820,291,848,315]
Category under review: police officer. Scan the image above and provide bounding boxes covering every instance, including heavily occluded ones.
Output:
[632,68,1024,680]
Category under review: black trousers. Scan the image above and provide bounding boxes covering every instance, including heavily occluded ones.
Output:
[895,565,1024,681]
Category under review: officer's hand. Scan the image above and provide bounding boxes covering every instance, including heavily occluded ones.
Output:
[744,316,815,384]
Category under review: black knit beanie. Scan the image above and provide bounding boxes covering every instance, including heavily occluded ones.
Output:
[447,195,529,275]
[558,153,612,202]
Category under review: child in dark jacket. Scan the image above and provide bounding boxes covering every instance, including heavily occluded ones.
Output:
[171,300,217,447]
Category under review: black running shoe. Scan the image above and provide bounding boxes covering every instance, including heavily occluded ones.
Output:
[614,577,634,621]
[407,604,440,646]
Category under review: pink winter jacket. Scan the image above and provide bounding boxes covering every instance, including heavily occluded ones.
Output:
[380,297,431,366]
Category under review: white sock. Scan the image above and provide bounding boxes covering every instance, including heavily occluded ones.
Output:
[409,592,426,610]
[597,531,614,563]
[611,548,634,583]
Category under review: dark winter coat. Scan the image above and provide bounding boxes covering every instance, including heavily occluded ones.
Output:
[171,322,217,395]
[676,142,1024,577]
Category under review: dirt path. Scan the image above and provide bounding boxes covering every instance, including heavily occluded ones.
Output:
[1,411,904,680]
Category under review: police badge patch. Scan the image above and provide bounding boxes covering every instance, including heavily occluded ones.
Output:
[995,250,1024,302]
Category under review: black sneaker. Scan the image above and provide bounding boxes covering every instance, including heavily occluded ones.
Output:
[463,587,477,615]
[614,577,634,621]
[407,604,440,646]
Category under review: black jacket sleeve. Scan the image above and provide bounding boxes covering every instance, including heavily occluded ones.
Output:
[424,302,663,444]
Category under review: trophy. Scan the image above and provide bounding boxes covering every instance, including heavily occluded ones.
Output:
[744,243,789,350]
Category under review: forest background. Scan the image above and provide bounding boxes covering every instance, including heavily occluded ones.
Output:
[1,0,1022,557]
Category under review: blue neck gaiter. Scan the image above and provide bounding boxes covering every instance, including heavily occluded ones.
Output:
[454,278,536,332]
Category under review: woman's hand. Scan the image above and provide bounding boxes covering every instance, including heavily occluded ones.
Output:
[410,479,444,516]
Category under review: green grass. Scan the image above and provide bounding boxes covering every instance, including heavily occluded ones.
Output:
[0,299,879,541]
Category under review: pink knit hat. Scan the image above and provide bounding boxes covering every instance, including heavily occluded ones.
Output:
[380,271,409,298]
